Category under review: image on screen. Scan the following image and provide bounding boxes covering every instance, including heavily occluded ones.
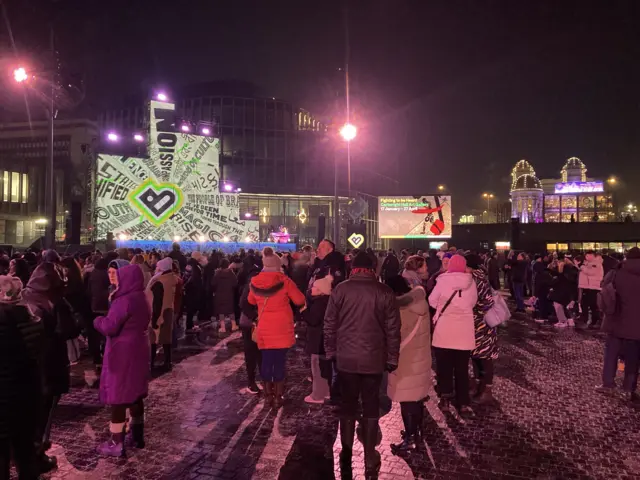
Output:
[95,100,259,242]
[378,195,452,239]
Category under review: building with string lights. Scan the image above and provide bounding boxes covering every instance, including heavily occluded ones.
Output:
[510,157,616,224]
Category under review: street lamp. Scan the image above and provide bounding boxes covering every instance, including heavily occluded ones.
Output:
[607,176,617,185]
[482,192,495,209]
[13,67,28,83]
[334,123,357,248]
[438,184,445,192]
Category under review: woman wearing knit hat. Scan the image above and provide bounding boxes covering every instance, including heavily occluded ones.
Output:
[428,254,478,417]
[247,247,306,409]
[145,257,177,371]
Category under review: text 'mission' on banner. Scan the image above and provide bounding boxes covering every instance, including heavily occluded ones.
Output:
[378,195,452,239]
[95,100,259,242]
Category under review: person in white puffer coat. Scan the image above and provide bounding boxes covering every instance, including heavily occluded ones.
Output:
[578,252,604,328]
[428,254,478,417]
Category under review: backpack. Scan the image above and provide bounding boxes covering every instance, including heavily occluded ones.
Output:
[484,289,510,328]
[598,270,617,317]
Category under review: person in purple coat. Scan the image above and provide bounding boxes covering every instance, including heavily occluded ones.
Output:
[94,264,151,457]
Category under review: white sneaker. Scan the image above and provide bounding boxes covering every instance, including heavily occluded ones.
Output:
[567,319,575,327]
[304,394,325,405]
[554,322,568,328]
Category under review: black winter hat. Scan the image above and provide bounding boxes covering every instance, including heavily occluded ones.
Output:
[352,251,374,270]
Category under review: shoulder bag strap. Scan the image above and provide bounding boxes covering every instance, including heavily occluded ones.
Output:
[433,290,460,325]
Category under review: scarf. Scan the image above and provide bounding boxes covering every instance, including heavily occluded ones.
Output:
[402,269,423,288]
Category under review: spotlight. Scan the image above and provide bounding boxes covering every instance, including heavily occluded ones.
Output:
[181,124,190,132]
[244,236,252,243]
[148,235,153,240]
[157,92,168,101]
[236,188,242,193]
[222,236,230,242]
[118,233,128,241]
[201,127,211,136]
[244,212,252,218]
[173,235,180,242]
[107,132,119,142]
[133,133,144,142]
[198,235,206,243]
[13,67,28,83]
[224,183,233,192]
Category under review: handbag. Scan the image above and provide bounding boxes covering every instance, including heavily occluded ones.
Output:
[252,297,269,343]
[484,289,510,328]
[433,290,460,324]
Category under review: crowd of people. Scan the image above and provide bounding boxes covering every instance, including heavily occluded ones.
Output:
[0,239,637,480]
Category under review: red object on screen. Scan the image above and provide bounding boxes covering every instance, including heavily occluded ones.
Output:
[430,219,445,235]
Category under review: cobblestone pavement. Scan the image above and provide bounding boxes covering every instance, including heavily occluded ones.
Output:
[18,314,640,480]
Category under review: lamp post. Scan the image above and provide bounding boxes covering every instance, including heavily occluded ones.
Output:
[437,184,445,192]
[14,65,57,248]
[333,123,357,248]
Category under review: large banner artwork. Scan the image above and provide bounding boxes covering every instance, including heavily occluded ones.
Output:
[96,100,259,242]
[378,195,452,239]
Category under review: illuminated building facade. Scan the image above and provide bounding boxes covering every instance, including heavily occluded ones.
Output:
[510,157,615,223]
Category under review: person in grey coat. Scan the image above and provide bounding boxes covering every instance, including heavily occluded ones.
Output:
[212,259,239,333]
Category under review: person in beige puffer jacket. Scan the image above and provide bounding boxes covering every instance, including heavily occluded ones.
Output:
[578,252,604,328]
[386,276,432,455]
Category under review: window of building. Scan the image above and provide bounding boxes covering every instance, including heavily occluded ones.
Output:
[561,195,577,210]
[558,243,569,251]
[547,243,557,251]
[596,195,611,209]
[561,213,574,223]
[544,195,560,209]
[580,196,594,209]
[579,212,596,223]
[21,173,28,203]
[570,243,583,251]
[545,213,559,222]
[16,220,23,244]
[2,171,7,202]
[583,242,595,251]
[609,242,623,252]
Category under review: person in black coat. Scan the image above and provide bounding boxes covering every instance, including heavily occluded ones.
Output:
[324,252,400,480]
[487,252,500,291]
[183,258,205,332]
[380,250,400,283]
[239,264,262,394]
[0,276,44,479]
[305,240,345,404]
[598,247,640,405]
[510,253,528,312]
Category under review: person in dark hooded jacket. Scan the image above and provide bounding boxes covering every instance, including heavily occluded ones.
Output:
[597,247,640,405]
[183,258,204,332]
[0,275,44,479]
[22,257,71,473]
[239,262,262,394]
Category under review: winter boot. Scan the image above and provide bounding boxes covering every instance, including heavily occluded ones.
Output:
[125,417,145,449]
[473,384,496,405]
[391,411,417,455]
[339,417,356,480]
[273,381,285,410]
[97,423,125,457]
[362,418,381,480]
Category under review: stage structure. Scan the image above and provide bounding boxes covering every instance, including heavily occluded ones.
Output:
[95,100,259,243]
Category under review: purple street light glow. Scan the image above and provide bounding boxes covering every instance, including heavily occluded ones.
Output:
[244,212,252,218]
[201,127,211,135]
[107,132,119,142]
[224,183,233,192]
[133,134,144,142]
[13,67,28,83]
[181,124,190,132]
[157,92,168,101]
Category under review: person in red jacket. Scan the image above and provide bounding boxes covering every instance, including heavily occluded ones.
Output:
[248,247,306,409]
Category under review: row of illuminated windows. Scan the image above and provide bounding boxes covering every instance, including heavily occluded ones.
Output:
[548,242,639,253]
[544,211,616,223]
[0,172,28,204]
[544,195,613,210]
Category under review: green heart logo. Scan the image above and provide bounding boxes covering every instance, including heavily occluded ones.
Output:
[129,179,184,226]
[348,233,365,248]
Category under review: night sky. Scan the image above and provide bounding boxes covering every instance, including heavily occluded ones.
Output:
[2,0,640,211]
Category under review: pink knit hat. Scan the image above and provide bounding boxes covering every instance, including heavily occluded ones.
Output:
[448,254,467,273]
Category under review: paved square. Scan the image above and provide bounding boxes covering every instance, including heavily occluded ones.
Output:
[21,315,640,479]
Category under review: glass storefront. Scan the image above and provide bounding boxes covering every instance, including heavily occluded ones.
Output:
[543,193,614,223]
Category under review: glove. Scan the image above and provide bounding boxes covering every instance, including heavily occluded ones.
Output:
[385,362,398,373]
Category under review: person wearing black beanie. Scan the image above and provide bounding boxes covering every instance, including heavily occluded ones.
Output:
[324,250,401,479]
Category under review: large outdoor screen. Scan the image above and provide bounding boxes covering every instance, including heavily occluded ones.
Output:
[95,100,259,242]
[378,195,452,239]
